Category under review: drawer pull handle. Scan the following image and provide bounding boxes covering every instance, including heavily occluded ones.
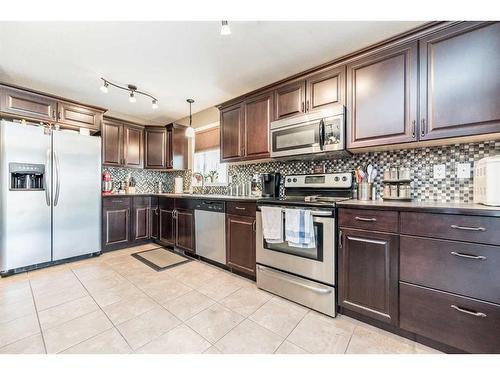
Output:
[450,304,487,318]
[450,224,486,232]
[355,216,377,222]
[234,207,246,210]
[450,251,487,260]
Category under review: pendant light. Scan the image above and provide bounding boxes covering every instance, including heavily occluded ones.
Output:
[185,99,195,138]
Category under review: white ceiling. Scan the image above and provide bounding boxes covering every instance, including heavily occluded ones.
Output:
[0,21,425,124]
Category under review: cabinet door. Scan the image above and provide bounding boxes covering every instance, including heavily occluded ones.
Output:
[306,66,345,112]
[145,127,167,169]
[159,209,175,245]
[133,207,150,241]
[102,120,123,166]
[338,228,399,325]
[169,124,188,170]
[150,206,159,239]
[0,86,57,122]
[346,41,418,149]
[176,209,195,253]
[244,92,272,159]
[274,80,306,120]
[103,208,130,250]
[226,214,256,276]
[123,125,144,168]
[57,102,103,131]
[419,22,500,140]
[220,102,244,161]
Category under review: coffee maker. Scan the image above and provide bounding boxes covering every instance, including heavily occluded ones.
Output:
[261,173,281,198]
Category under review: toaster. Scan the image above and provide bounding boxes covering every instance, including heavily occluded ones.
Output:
[474,156,500,206]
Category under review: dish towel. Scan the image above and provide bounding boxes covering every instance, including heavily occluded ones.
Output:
[285,209,316,248]
[261,206,284,243]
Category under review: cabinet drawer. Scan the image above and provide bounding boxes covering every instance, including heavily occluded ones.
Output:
[338,208,398,232]
[400,212,500,245]
[159,197,175,210]
[400,282,500,353]
[226,201,256,217]
[400,236,500,304]
[102,196,131,208]
[175,198,199,210]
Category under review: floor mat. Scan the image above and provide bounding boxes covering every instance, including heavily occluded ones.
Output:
[131,247,191,271]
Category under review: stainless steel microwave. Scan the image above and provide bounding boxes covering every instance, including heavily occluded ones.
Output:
[270,107,347,159]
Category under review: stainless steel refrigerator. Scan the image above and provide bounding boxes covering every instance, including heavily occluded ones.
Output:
[0,120,101,274]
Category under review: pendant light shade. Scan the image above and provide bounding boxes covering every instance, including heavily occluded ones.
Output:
[185,98,195,138]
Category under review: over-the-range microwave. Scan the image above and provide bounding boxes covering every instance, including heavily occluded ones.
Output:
[270,106,349,159]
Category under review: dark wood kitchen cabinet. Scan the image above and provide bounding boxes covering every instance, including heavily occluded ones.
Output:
[244,91,272,159]
[159,198,176,246]
[56,101,103,132]
[226,213,256,277]
[144,126,168,169]
[220,102,244,161]
[131,197,151,243]
[102,197,131,252]
[305,65,345,113]
[102,117,143,168]
[274,80,306,120]
[150,197,159,240]
[338,223,399,325]
[346,41,418,149]
[166,123,188,170]
[175,209,195,253]
[419,22,500,140]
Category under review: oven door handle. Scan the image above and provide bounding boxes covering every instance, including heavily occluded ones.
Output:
[257,265,333,294]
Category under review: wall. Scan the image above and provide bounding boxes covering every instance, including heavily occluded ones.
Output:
[139,140,499,203]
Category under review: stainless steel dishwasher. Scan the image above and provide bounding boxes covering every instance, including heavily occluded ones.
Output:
[194,200,226,265]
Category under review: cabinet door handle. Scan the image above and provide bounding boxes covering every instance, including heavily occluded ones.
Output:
[451,224,486,232]
[450,251,487,260]
[339,230,343,248]
[354,216,377,222]
[421,119,426,137]
[52,110,56,120]
[306,100,310,112]
[252,220,256,232]
[301,102,305,112]
[411,120,416,138]
[450,304,487,318]
[234,207,246,211]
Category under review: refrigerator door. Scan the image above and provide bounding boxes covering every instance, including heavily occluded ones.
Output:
[0,121,52,272]
[52,130,101,261]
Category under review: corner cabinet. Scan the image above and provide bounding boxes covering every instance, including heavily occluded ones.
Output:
[102,118,143,168]
[419,22,500,140]
[346,41,418,149]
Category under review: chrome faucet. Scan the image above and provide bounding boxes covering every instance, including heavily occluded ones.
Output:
[191,172,205,194]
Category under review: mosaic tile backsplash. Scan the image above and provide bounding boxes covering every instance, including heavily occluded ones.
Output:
[107,140,500,203]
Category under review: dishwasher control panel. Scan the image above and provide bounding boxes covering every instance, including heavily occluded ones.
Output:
[194,200,226,212]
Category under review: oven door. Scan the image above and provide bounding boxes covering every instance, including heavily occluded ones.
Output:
[255,209,335,285]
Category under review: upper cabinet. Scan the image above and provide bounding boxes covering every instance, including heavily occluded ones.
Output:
[102,118,143,168]
[305,65,345,113]
[0,84,104,132]
[166,123,188,170]
[274,80,306,120]
[419,22,500,140]
[144,126,168,169]
[346,41,418,149]
[220,102,245,161]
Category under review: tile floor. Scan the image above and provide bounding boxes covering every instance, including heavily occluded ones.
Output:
[0,244,441,354]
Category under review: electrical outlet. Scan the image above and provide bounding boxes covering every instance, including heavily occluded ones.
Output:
[433,164,446,180]
[456,162,471,179]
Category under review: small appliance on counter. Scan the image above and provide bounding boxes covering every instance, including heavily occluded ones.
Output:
[474,156,500,206]
[174,177,183,194]
[261,172,281,198]
[102,170,113,195]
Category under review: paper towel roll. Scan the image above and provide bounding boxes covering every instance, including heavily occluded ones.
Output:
[174,177,183,194]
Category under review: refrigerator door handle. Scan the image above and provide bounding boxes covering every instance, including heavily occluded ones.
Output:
[54,150,61,206]
[44,148,51,206]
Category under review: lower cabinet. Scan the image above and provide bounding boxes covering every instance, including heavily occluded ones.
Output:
[159,198,176,246]
[338,227,399,326]
[157,197,195,253]
[102,197,131,252]
[131,197,151,243]
[176,209,195,253]
[226,214,256,276]
[150,197,159,240]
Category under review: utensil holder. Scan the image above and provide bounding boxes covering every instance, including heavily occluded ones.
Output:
[357,182,372,201]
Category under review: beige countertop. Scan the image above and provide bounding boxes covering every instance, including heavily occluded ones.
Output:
[337,199,500,217]
[102,192,260,201]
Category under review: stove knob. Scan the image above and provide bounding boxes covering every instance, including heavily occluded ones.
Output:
[334,176,340,182]
[287,178,291,182]
[293,178,297,183]
[342,176,347,182]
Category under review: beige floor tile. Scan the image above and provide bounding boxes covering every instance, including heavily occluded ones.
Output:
[72,264,118,282]
[0,313,40,348]
[0,280,33,304]
[346,324,419,354]
[203,345,222,354]
[186,303,244,343]
[33,284,88,311]
[249,296,309,337]
[215,319,283,354]
[167,263,220,289]
[275,340,309,354]
[38,295,99,331]
[0,272,29,287]
[80,273,129,293]
[29,269,80,294]
[90,283,146,308]
[139,278,192,304]
[0,334,45,354]
[220,286,272,317]
[117,307,181,350]
[197,274,246,301]
[102,295,159,325]
[135,324,211,354]
[43,310,113,353]
[0,296,36,324]
[61,328,131,354]
[162,290,216,321]
[287,311,356,354]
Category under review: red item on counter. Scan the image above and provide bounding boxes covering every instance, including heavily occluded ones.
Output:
[102,170,113,194]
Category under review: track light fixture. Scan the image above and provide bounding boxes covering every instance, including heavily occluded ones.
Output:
[100,78,158,109]
[220,21,231,36]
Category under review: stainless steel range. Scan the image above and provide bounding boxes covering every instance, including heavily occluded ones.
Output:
[256,172,352,317]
